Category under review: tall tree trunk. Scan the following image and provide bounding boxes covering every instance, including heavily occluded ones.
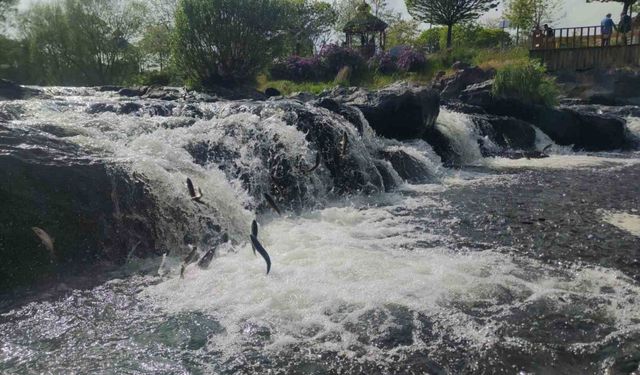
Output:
[623,0,633,14]
[446,24,453,48]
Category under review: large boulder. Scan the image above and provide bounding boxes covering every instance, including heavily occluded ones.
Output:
[381,148,435,183]
[473,115,538,151]
[0,126,159,291]
[484,97,631,151]
[435,67,495,100]
[556,68,640,106]
[326,83,440,140]
[0,79,41,100]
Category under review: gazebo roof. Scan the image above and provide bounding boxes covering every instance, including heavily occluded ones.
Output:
[343,3,388,33]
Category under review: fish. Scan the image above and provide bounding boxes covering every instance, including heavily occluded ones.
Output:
[303,152,321,174]
[542,143,553,153]
[339,132,348,158]
[186,177,203,203]
[197,248,215,269]
[183,245,199,265]
[31,227,54,257]
[250,220,258,256]
[263,193,282,216]
[180,263,186,279]
[250,234,271,275]
[157,253,167,275]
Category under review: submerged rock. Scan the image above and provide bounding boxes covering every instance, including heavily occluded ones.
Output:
[0,127,160,291]
[326,83,440,140]
[0,79,42,100]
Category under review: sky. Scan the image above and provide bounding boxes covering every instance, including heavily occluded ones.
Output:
[16,0,628,29]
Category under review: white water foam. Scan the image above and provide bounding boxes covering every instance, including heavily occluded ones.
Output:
[602,210,640,237]
[435,109,484,165]
[143,190,640,361]
[484,154,640,170]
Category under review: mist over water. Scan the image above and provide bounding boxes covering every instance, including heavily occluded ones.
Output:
[1,88,640,374]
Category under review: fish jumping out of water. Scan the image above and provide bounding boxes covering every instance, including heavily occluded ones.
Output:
[186,177,203,203]
[263,193,282,216]
[339,132,348,159]
[183,245,199,265]
[180,263,186,279]
[197,248,215,269]
[302,152,321,174]
[250,220,258,256]
[31,227,54,258]
[249,234,271,275]
[157,253,167,276]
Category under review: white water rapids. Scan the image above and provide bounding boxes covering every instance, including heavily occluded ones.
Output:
[1,87,640,374]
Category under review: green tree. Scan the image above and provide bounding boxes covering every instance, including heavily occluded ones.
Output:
[284,0,337,55]
[139,24,172,71]
[20,0,147,85]
[504,0,562,43]
[385,18,421,48]
[173,0,289,87]
[0,0,16,23]
[406,0,499,48]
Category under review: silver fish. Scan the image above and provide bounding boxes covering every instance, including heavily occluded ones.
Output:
[303,152,321,174]
[250,234,271,275]
[31,227,54,257]
[197,248,215,269]
[339,132,348,159]
[263,193,282,216]
[250,220,258,256]
[186,177,203,203]
[183,245,199,265]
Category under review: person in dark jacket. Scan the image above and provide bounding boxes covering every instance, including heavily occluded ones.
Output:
[601,13,617,46]
[619,12,633,45]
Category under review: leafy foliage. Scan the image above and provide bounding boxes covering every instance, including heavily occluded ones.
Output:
[282,0,337,55]
[318,44,366,75]
[368,52,397,74]
[492,60,559,107]
[406,0,500,47]
[173,0,289,87]
[270,55,322,81]
[20,0,146,85]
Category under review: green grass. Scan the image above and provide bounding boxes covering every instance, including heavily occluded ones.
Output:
[492,59,559,107]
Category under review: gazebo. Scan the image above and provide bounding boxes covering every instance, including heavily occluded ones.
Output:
[343,3,388,58]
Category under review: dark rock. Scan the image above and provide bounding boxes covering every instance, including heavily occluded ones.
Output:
[556,68,640,106]
[381,148,435,183]
[117,102,142,115]
[175,104,204,118]
[264,87,282,98]
[373,160,398,191]
[0,127,159,291]
[473,115,538,151]
[203,85,266,100]
[145,103,175,117]
[443,100,487,115]
[459,79,494,108]
[288,92,317,102]
[485,97,631,151]
[327,83,440,140]
[0,79,42,100]
[423,125,458,166]
[315,98,366,134]
[86,103,117,114]
[143,86,181,101]
[96,85,122,92]
[436,67,495,99]
[118,86,148,97]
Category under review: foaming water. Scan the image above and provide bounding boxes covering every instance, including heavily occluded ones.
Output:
[602,210,640,237]
[484,154,640,170]
[435,109,484,164]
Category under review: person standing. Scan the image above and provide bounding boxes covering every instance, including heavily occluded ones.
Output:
[619,12,632,45]
[543,24,555,48]
[601,13,617,46]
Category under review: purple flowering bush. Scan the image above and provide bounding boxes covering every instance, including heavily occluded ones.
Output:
[396,47,427,72]
[368,52,397,75]
[270,55,322,82]
[318,44,365,75]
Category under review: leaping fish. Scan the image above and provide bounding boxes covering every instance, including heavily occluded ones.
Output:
[250,234,271,275]
[31,227,54,258]
[302,152,321,174]
[339,132,349,159]
[197,248,215,269]
[250,220,259,256]
[263,193,282,216]
[186,177,203,203]
[183,245,199,265]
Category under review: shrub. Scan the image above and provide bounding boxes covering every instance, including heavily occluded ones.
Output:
[492,60,559,107]
[173,0,288,87]
[318,44,365,75]
[396,46,426,72]
[368,52,397,75]
[269,55,322,82]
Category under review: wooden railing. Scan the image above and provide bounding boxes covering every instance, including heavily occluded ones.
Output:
[531,24,640,50]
